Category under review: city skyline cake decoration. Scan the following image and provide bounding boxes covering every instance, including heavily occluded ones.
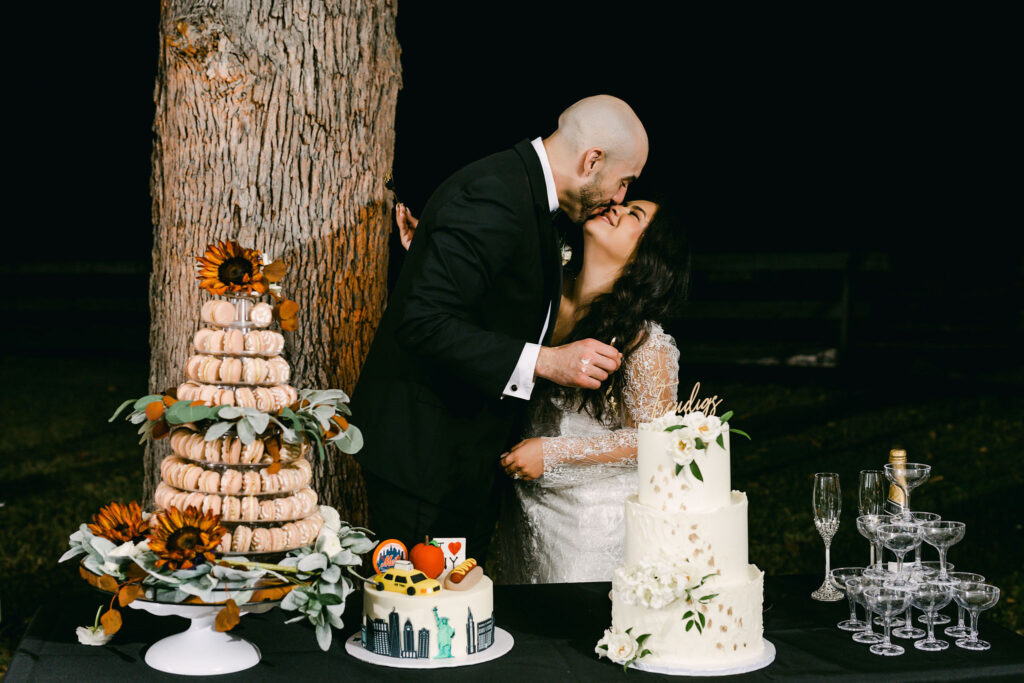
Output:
[360,605,496,659]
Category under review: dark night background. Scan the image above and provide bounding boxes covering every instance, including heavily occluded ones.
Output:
[1,3,1022,673]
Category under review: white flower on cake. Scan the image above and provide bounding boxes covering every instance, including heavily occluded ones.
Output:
[682,411,724,445]
[614,560,704,609]
[595,626,651,669]
[668,429,698,468]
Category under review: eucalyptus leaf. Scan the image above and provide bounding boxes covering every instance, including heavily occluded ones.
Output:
[133,395,164,411]
[315,621,333,651]
[204,421,233,441]
[217,406,243,420]
[109,399,136,422]
[236,418,255,445]
[166,400,214,424]
[690,461,704,482]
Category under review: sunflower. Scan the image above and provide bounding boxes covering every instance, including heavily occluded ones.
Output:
[196,240,268,296]
[146,506,227,571]
[88,501,147,544]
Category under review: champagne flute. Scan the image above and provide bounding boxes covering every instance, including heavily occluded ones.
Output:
[912,579,955,651]
[811,472,843,601]
[883,462,931,520]
[858,470,885,566]
[864,586,912,656]
[944,572,985,638]
[953,582,1000,651]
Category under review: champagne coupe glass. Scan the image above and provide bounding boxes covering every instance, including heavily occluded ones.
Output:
[876,522,922,578]
[863,567,905,628]
[859,470,885,566]
[892,571,927,640]
[953,582,1000,651]
[905,511,940,568]
[847,577,884,644]
[883,462,931,520]
[829,567,867,631]
[912,579,955,651]
[917,561,955,625]
[811,472,843,601]
[944,572,985,638]
[920,520,965,579]
[864,586,912,656]
[857,514,887,570]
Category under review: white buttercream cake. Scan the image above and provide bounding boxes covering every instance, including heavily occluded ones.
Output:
[601,411,765,670]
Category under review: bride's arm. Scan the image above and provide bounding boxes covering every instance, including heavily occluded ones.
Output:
[501,329,679,479]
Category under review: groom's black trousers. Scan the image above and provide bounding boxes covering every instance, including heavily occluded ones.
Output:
[363,470,503,563]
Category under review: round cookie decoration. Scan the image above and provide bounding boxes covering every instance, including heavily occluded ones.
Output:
[371,539,408,573]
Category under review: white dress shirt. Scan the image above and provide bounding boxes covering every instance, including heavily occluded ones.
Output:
[502,137,559,400]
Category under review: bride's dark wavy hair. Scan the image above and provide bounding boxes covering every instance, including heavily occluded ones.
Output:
[535,196,691,425]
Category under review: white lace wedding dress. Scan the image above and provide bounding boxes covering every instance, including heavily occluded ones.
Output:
[494,322,680,584]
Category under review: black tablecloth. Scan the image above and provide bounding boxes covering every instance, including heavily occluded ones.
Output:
[7,575,1023,682]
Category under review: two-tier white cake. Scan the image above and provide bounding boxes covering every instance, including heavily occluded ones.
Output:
[600,411,767,672]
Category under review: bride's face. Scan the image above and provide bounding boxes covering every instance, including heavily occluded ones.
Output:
[581,200,658,264]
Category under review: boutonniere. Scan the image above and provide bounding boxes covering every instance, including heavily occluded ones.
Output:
[559,236,572,266]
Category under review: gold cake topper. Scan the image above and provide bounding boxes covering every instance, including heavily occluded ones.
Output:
[654,381,724,417]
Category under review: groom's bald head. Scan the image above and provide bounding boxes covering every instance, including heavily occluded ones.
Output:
[544,95,648,224]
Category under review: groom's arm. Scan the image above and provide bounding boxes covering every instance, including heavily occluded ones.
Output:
[395,175,531,397]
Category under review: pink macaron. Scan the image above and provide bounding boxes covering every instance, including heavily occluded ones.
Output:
[222,496,240,521]
[232,525,252,552]
[218,530,232,553]
[249,303,273,327]
[254,387,274,411]
[244,330,262,353]
[251,528,271,551]
[235,387,256,409]
[193,328,213,352]
[242,471,261,494]
[241,496,259,521]
[209,329,226,352]
[241,440,263,464]
[202,493,222,517]
[270,527,286,552]
[220,469,243,494]
[212,300,236,325]
[223,437,242,465]
[225,328,245,354]
[260,499,276,521]
[199,470,221,493]
[261,331,284,356]
[274,497,294,520]
[200,301,219,323]
[220,357,242,383]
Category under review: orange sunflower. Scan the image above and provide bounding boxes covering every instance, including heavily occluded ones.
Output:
[89,501,147,543]
[196,240,268,296]
[147,506,227,571]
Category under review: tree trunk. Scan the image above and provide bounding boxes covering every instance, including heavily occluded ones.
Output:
[146,0,400,528]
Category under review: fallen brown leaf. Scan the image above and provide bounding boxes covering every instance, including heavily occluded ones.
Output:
[118,583,145,607]
[101,608,123,635]
[215,599,240,632]
[98,575,119,593]
[263,259,288,282]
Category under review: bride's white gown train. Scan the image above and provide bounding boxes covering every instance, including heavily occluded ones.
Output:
[495,322,679,584]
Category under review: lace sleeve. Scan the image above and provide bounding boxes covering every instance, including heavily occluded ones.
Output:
[540,324,680,474]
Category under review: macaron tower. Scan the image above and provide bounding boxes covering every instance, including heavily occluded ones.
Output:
[152,241,323,556]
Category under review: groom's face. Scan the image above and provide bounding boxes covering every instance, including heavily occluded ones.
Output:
[570,150,646,224]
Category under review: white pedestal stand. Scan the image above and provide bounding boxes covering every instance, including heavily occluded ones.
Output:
[129,599,278,676]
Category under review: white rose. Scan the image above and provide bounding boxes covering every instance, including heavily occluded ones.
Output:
[319,505,341,534]
[668,430,698,467]
[598,629,638,664]
[76,625,113,646]
[316,531,343,559]
[683,412,723,444]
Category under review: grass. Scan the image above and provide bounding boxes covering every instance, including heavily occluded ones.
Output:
[1,355,1021,675]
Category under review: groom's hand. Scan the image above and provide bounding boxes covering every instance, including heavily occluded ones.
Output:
[535,339,622,390]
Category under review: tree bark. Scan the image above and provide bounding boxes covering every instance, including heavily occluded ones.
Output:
[147,0,400,528]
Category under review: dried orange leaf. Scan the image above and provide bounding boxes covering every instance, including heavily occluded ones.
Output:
[263,259,288,282]
[189,400,206,407]
[280,317,298,332]
[215,599,240,632]
[266,462,282,475]
[101,608,123,635]
[98,575,119,593]
[162,394,177,406]
[145,401,165,421]
[264,437,281,460]
[118,583,144,607]
[151,420,171,440]
[331,415,349,431]
[277,300,300,320]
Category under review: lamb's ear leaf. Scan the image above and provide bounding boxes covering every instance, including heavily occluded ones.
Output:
[109,399,135,422]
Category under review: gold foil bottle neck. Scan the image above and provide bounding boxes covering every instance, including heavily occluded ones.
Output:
[887,449,907,508]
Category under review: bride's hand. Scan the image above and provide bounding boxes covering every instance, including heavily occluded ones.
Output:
[500,438,545,481]
[396,203,419,251]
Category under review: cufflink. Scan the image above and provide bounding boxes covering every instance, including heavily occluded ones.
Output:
[511,385,518,391]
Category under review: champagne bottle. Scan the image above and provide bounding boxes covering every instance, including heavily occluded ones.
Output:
[885,448,907,515]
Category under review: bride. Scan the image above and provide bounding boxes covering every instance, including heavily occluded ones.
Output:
[397,196,690,583]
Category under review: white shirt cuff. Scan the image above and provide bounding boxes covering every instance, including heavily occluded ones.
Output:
[502,343,540,400]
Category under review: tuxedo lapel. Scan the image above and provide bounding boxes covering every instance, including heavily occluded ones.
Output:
[512,139,562,345]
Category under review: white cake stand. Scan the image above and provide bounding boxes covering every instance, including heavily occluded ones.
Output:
[129,598,279,676]
[628,638,775,677]
[344,628,514,669]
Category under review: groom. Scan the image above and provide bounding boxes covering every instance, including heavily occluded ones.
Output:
[352,95,648,560]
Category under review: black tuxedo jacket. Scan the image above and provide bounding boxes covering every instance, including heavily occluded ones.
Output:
[352,139,562,509]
